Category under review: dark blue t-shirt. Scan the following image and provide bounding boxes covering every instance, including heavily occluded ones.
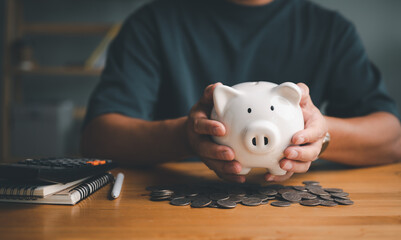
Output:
[84,0,399,127]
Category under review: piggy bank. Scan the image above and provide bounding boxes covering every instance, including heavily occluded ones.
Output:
[211,81,304,175]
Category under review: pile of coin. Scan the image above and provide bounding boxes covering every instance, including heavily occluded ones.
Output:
[146,180,353,209]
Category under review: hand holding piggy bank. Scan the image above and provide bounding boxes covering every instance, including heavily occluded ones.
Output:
[211,81,304,175]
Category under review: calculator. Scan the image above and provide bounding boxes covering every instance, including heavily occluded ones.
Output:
[0,158,117,183]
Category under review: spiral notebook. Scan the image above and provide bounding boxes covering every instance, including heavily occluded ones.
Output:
[0,173,113,205]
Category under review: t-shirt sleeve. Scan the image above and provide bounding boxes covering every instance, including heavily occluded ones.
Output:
[84,6,161,127]
[325,15,399,119]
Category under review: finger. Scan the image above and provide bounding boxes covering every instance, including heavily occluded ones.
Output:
[292,123,327,145]
[196,138,235,160]
[194,118,226,136]
[284,141,322,162]
[203,158,242,174]
[265,171,294,182]
[200,83,222,105]
[296,82,310,107]
[279,159,312,173]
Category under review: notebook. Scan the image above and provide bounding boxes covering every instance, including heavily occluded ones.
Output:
[0,173,113,205]
[0,176,91,198]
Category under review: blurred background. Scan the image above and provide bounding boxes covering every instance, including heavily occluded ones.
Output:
[0,0,400,162]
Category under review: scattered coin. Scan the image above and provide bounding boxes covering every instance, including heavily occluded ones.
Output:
[217,199,237,209]
[320,200,338,207]
[292,186,307,192]
[300,199,321,206]
[191,198,212,208]
[170,198,191,206]
[242,197,262,206]
[210,193,230,201]
[271,201,291,207]
[331,192,349,198]
[319,195,334,201]
[282,191,302,202]
[258,188,278,196]
[146,181,353,209]
[334,199,354,205]
[324,188,343,193]
[302,181,320,185]
[308,188,330,196]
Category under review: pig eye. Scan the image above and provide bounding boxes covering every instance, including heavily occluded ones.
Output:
[247,108,252,113]
[270,105,274,111]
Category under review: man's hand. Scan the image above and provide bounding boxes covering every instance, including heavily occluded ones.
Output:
[265,83,328,182]
[186,83,245,183]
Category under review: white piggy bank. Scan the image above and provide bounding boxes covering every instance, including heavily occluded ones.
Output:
[211,81,304,175]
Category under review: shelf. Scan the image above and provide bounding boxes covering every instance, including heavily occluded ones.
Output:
[14,66,102,76]
[22,23,116,35]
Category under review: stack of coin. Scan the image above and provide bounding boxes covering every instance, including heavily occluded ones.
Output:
[146,181,353,209]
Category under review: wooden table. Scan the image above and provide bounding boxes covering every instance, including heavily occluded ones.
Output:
[1,162,401,239]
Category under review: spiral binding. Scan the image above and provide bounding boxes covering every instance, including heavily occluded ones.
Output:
[0,173,113,201]
[70,173,113,202]
[0,183,38,200]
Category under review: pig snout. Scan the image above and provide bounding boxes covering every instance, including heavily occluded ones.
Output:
[243,121,280,154]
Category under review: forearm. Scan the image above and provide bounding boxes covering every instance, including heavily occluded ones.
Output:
[80,113,193,166]
[320,112,401,166]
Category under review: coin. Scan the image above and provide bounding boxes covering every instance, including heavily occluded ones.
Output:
[320,200,338,207]
[308,188,330,196]
[191,198,212,208]
[292,186,307,192]
[210,193,230,201]
[282,191,302,202]
[319,195,334,201]
[299,192,317,200]
[278,188,296,195]
[248,194,269,201]
[242,197,262,206]
[150,196,171,201]
[170,197,191,206]
[228,195,244,203]
[331,192,349,198]
[300,199,321,206]
[271,201,291,207]
[302,181,320,185]
[260,200,269,205]
[258,188,278,196]
[334,199,354,205]
[323,188,343,193]
[217,199,237,209]
[208,201,219,208]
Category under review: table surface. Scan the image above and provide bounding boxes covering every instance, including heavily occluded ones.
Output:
[1,162,400,240]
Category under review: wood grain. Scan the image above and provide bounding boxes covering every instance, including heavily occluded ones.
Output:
[1,162,400,240]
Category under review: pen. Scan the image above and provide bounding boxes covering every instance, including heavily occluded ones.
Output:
[111,173,124,199]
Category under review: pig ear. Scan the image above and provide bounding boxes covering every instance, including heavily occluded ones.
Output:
[274,82,302,105]
[213,85,241,117]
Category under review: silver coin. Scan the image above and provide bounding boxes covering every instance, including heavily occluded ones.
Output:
[258,188,278,196]
[292,186,307,192]
[260,200,269,205]
[323,188,343,193]
[300,199,321,206]
[210,193,230,201]
[191,198,212,208]
[170,198,191,206]
[319,195,334,201]
[241,197,262,206]
[271,201,291,207]
[217,199,237,209]
[278,188,296,195]
[334,199,354,205]
[208,201,219,208]
[299,192,317,200]
[308,188,330,196]
[302,181,320,185]
[228,195,244,203]
[320,200,338,207]
[282,191,302,202]
[150,195,171,201]
[331,192,349,198]
[248,194,269,201]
